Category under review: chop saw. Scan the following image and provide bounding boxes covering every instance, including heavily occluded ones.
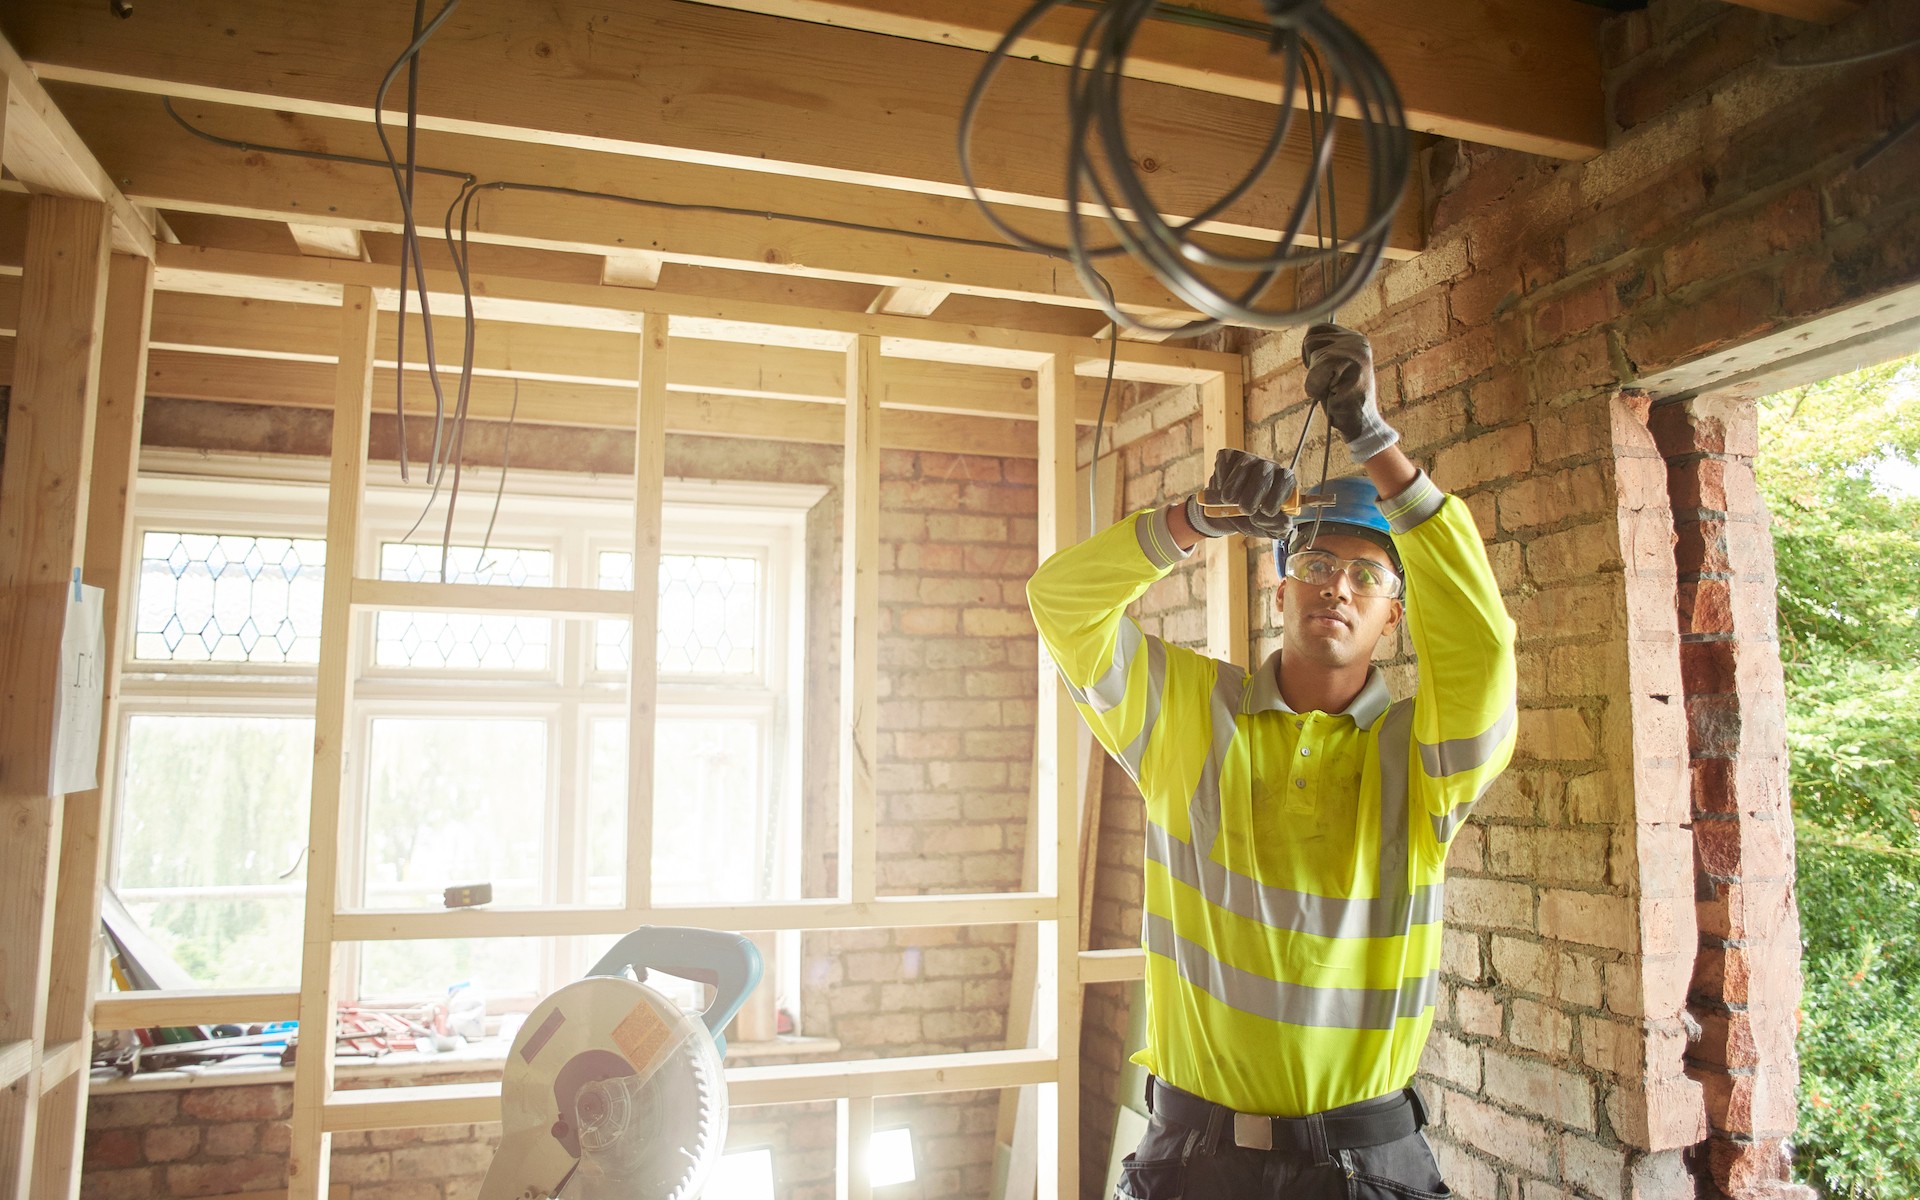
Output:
[480,927,762,1200]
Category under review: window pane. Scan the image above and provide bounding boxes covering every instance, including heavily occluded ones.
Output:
[363,717,547,913]
[595,551,760,675]
[116,715,314,985]
[134,532,326,663]
[585,719,628,906]
[374,543,552,670]
[359,937,540,1001]
[586,717,767,905]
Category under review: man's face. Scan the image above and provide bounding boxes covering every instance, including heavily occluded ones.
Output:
[1277,531,1404,670]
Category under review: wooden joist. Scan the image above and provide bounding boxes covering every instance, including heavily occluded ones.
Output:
[9,0,1422,253]
[49,87,1239,314]
[0,33,154,256]
[679,0,1606,159]
[141,244,1241,380]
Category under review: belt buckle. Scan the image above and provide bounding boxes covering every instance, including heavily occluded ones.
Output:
[1232,1111,1273,1151]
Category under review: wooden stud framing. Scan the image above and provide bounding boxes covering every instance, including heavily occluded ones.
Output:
[31,251,152,1200]
[93,989,300,1030]
[1035,352,1082,1197]
[18,232,1239,1199]
[286,285,378,1200]
[837,1095,874,1200]
[1202,368,1249,668]
[0,193,112,1200]
[626,313,670,912]
[840,334,882,903]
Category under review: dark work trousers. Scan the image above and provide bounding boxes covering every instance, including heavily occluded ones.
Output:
[1113,1088,1452,1199]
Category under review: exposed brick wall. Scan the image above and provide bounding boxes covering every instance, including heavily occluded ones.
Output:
[1651,396,1806,1200]
[82,1077,504,1200]
[1076,1,1918,1197]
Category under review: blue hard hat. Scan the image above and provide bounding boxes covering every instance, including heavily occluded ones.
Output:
[1275,474,1400,580]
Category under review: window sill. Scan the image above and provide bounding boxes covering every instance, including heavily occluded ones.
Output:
[87,1035,843,1096]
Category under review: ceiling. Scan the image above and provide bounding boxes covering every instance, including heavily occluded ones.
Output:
[0,0,1841,442]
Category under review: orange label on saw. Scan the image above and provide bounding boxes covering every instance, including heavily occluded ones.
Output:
[611,1002,677,1077]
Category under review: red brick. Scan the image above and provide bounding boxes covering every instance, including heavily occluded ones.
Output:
[1484,1048,1593,1129]
[1612,9,1769,131]
[1625,272,1780,376]
[1532,269,1646,347]
[1676,579,1731,636]
[1446,877,1536,931]
[1497,463,1613,533]
[143,1124,201,1164]
[85,1128,144,1170]
[1608,1074,1708,1152]
[86,1092,180,1129]
[166,1155,286,1198]
[179,1086,291,1122]
[1452,267,1521,328]
[1447,1093,1556,1176]
[1705,1134,1799,1197]
[1434,425,1535,489]
[1402,327,1500,400]
[913,452,1001,483]
[78,1168,158,1200]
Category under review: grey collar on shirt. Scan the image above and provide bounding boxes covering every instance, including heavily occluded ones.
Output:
[1241,649,1393,730]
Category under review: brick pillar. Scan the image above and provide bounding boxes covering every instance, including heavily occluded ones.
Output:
[1651,395,1812,1200]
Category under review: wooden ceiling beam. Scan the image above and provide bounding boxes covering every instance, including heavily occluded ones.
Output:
[0,32,153,255]
[680,0,1606,159]
[0,273,1123,421]
[148,243,1240,383]
[52,87,1246,315]
[134,349,1045,459]
[5,0,1421,252]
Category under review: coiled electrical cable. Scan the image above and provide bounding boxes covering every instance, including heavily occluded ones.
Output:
[960,0,1410,336]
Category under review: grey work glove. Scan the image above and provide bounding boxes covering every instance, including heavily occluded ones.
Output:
[1184,448,1296,541]
[1302,323,1399,464]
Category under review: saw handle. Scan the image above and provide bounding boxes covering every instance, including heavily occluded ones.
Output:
[587,926,764,1057]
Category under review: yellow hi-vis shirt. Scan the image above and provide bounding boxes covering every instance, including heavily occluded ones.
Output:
[1027,472,1517,1117]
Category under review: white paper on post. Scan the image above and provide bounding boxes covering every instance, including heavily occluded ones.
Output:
[52,583,106,795]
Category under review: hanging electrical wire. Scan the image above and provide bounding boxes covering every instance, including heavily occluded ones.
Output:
[375,0,465,489]
[959,0,1410,337]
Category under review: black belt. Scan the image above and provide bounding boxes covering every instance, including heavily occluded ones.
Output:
[1147,1077,1427,1157]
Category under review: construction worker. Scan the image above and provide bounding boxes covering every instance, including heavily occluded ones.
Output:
[1028,324,1517,1198]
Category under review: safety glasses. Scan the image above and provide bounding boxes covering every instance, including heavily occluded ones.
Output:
[1284,548,1403,599]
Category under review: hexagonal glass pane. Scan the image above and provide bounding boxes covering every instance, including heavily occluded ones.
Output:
[594,550,758,675]
[373,542,553,671]
[133,531,327,664]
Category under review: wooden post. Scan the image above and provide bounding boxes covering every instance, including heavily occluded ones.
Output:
[0,194,113,1200]
[836,1094,874,1200]
[1201,369,1248,668]
[840,334,880,903]
[30,252,152,1200]
[286,285,378,1200]
[626,313,669,911]
[1034,352,1080,1198]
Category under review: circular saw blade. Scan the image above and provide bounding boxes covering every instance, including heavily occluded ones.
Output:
[480,975,727,1200]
